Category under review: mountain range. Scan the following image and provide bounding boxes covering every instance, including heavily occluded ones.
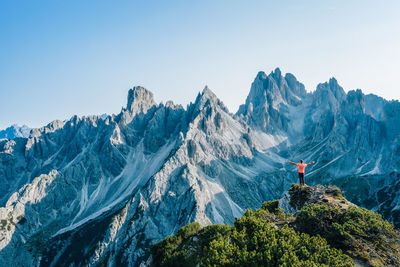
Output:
[1,68,400,266]
[0,124,31,140]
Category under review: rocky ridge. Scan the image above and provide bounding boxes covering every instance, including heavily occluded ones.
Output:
[1,69,400,266]
[0,124,31,139]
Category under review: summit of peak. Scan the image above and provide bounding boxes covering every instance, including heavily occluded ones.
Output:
[316,77,346,101]
[329,77,338,86]
[193,86,218,103]
[190,86,228,114]
[126,86,157,114]
[256,71,267,80]
[201,86,218,99]
[272,67,282,77]
[255,68,284,82]
[127,86,153,101]
[267,67,283,82]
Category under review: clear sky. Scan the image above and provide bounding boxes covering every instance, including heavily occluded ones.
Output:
[1,0,400,129]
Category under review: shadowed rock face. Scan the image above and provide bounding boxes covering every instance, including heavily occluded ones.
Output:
[1,69,400,266]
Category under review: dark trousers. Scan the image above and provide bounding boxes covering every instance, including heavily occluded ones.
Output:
[298,173,305,185]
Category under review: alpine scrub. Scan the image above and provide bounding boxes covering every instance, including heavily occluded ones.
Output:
[295,204,400,266]
[151,198,353,266]
[152,185,400,267]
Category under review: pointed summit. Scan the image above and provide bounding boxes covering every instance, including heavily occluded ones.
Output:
[329,77,338,86]
[188,86,229,120]
[126,86,157,115]
[201,85,216,98]
[256,71,267,80]
[238,68,306,114]
[315,78,346,102]
[194,86,220,108]
[237,68,308,133]
[271,67,282,80]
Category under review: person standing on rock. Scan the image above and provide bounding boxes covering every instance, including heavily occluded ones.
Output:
[288,160,315,186]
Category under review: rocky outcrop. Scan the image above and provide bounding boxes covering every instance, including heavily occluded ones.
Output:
[279,184,351,213]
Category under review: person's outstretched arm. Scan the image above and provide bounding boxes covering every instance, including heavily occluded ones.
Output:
[307,161,315,166]
[288,161,297,165]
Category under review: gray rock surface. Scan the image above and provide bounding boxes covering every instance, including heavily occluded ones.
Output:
[0,124,31,139]
[1,69,400,266]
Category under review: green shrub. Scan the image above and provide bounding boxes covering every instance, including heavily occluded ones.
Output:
[261,200,280,213]
[177,222,201,239]
[151,186,400,267]
[151,235,183,267]
[295,204,400,265]
[197,224,231,249]
[152,209,353,266]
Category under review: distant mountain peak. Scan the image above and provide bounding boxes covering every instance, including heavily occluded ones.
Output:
[256,71,267,80]
[237,68,307,133]
[329,77,338,85]
[270,67,282,81]
[255,68,283,83]
[315,77,346,103]
[0,124,31,139]
[193,86,227,111]
[126,86,157,115]
[201,85,216,98]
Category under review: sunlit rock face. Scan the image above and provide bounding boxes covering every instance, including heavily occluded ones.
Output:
[1,69,400,266]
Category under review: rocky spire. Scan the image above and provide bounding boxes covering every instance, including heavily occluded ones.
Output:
[126,86,157,115]
[237,68,306,133]
[315,78,346,102]
[190,86,228,114]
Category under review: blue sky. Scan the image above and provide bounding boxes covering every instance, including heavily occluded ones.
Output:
[1,0,400,129]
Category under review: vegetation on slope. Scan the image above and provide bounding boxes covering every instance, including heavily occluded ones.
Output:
[151,184,400,267]
[290,184,400,266]
[151,199,352,266]
[295,204,400,266]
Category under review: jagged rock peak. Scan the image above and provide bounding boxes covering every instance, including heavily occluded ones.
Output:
[270,67,282,81]
[126,86,157,114]
[253,67,305,95]
[329,77,338,86]
[256,71,267,80]
[30,120,64,138]
[165,100,183,110]
[192,86,228,113]
[0,124,31,140]
[345,89,365,112]
[316,77,346,101]
[237,67,306,118]
[254,68,283,83]
[202,85,216,98]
